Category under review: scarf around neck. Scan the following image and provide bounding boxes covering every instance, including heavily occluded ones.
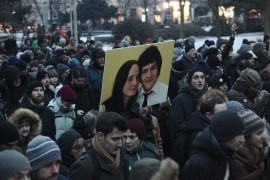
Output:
[92,135,120,170]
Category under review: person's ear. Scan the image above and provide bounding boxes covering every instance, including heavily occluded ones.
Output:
[97,132,104,142]
[205,112,212,119]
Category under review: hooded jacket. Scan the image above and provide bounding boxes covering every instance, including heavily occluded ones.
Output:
[48,97,76,139]
[56,129,82,175]
[85,64,103,110]
[170,79,207,141]
[227,68,265,116]
[9,108,41,153]
[4,66,28,116]
[170,110,210,168]
[182,127,236,180]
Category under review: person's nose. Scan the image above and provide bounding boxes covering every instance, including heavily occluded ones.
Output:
[126,137,132,144]
[51,163,59,174]
[117,139,123,147]
[81,147,86,153]
[239,135,245,144]
[146,70,152,78]
[132,79,138,86]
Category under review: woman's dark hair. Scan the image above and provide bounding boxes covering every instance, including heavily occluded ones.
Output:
[103,60,138,113]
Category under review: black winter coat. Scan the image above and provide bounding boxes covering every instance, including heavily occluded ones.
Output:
[170,110,210,168]
[4,66,28,116]
[182,127,236,180]
[21,97,56,140]
[64,81,94,112]
[170,87,206,141]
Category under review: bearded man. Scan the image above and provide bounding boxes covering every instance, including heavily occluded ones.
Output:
[21,81,56,140]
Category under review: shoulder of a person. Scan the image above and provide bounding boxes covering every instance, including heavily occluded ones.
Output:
[74,153,94,166]
[141,141,159,152]
[57,174,69,180]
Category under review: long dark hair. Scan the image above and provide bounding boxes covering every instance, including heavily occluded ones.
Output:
[103,60,138,113]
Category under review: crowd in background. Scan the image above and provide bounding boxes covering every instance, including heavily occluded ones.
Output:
[1,23,270,180]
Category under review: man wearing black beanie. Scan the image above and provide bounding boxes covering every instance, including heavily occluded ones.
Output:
[182,110,245,180]
[21,81,56,140]
[171,67,207,141]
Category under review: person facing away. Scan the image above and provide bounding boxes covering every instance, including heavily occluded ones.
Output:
[26,135,68,180]
[136,45,168,107]
[68,112,129,180]
[227,68,269,117]
[48,85,77,140]
[130,157,179,180]
[101,60,140,117]
[0,122,20,151]
[170,89,228,169]
[182,110,245,180]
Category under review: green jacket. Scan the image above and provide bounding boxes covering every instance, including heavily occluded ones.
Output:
[124,140,162,170]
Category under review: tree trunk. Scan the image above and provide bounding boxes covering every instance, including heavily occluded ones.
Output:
[214,5,221,38]
[179,0,185,38]
[144,0,148,22]
[264,0,270,35]
[32,0,43,24]
[208,0,221,38]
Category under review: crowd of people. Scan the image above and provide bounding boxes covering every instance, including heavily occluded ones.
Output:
[1,23,270,180]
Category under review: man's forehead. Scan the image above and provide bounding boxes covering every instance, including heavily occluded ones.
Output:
[142,61,157,69]
[193,71,204,76]
[105,127,125,137]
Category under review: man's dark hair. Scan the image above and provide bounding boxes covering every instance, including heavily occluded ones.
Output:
[96,112,128,135]
[200,96,226,115]
[138,45,162,77]
[71,66,87,79]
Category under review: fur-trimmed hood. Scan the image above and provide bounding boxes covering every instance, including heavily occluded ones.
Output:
[9,108,42,138]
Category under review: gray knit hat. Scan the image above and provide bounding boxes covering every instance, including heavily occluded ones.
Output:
[26,135,61,171]
[0,150,31,180]
[237,109,265,136]
[227,101,245,113]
